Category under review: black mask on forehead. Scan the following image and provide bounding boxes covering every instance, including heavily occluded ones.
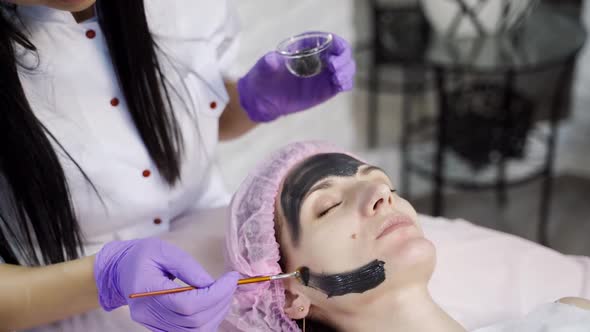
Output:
[280,153,364,246]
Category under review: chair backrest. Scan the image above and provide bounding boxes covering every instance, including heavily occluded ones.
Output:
[370,0,431,65]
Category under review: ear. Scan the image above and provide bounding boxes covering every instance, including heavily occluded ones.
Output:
[283,284,311,320]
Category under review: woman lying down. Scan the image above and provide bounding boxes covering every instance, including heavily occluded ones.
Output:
[222,141,590,332]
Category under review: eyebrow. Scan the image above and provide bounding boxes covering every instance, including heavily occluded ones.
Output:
[304,180,334,199]
[360,165,386,176]
[303,165,386,199]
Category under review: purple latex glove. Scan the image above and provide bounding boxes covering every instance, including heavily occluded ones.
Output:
[94,238,239,332]
[237,33,356,122]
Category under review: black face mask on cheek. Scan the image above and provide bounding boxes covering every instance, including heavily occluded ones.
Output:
[280,153,364,245]
[301,259,386,298]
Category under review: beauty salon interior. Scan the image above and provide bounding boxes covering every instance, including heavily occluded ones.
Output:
[5,0,590,331]
[214,0,590,330]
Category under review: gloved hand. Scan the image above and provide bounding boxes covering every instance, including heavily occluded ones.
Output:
[237,33,356,122]
[94,238,239,332]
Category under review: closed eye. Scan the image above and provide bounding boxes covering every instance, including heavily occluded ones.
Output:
[318,202,341,218]
[317,189,394,218]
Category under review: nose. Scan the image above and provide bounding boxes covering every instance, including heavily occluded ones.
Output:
[360,182,393,217]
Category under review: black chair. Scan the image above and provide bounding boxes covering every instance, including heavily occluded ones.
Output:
[362,0,431,148]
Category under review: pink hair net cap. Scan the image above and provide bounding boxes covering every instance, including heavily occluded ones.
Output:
[223,141,351,331]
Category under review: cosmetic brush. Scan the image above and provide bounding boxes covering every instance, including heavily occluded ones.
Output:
[129,269,307,299]
[129,260,385,299]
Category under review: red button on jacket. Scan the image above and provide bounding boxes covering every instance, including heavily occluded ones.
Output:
[85,29,96,39]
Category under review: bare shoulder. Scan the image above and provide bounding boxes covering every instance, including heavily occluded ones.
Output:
[557,297,590,310]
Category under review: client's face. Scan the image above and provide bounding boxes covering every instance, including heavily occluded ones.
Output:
[275,153,436,321]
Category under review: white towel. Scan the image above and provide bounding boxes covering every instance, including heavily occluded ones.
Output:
[472,302,590,332]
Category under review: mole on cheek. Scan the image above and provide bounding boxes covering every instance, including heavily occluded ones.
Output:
[351,233,357,239]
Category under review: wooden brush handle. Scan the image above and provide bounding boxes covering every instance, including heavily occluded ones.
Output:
[237,276,271,285]
[128,276,272,298]
[129,286,195,298]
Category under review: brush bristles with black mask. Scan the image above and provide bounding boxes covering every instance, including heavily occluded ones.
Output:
[297,260,386,298]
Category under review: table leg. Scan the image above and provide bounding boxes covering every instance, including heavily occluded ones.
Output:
[433,67,448,216]
[497,71,515,207]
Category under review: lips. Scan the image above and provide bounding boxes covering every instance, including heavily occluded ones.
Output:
[375,214,413,240]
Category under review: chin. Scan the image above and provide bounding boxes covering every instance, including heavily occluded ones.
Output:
[394,237,436,267]
[380,236,436,286]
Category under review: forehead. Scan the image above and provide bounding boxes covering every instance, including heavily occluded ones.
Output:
[275,154,364,240]
[283,153,365,186]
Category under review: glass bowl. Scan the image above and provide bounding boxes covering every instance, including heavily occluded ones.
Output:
[276,32,333,78]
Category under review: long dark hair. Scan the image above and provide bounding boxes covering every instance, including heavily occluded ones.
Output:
[0,1,182,266]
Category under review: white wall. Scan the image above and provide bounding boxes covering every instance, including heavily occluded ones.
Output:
[217,0,362,192]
